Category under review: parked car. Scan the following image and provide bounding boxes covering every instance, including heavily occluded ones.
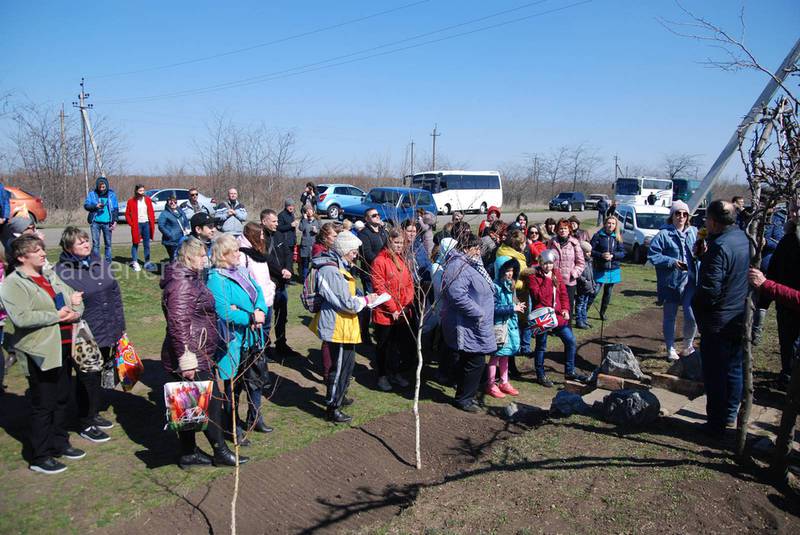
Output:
[614,204,671,264]
[341,187,437,226]
[548,191,586,212]
[316,183,365,219]
[6,186,47,223]
[118,188,213,223]
[585,193,609,210]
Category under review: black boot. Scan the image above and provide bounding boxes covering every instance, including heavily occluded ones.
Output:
[326,407,352,424]
[248,416,274,433]
[178,448,214,469]
[213,444,249,467]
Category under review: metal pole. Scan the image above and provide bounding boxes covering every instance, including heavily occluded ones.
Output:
[430,124,440,170]
[687,38,800,212]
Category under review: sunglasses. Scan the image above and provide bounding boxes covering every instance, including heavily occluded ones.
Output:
[189,193,198,197]
[369,214,380,218]
[674,212,689,218]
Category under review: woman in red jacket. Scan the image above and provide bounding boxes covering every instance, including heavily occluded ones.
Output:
[527,249,589,387]
[124,184,156,272]
[371,229,414,391]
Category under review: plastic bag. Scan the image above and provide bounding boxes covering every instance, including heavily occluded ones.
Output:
[163,381,213,431]
[116,333,144,392]
[71,320,103,373]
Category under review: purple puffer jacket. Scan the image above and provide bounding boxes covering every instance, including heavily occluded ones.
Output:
[160,262,219,374]
[547,236,585,287]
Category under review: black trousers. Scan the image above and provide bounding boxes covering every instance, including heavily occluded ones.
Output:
[597,282,615,316]
[566,285,577,319]
[177,369,224,456]
[777,308,800,376]
[27,349,71,463]
[454,350,486,407]
[373,321,413,377]
[273,285,289,346]
[73,346,112,428]
[326,343,355,409]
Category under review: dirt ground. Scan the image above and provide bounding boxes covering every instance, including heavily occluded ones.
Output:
[106,304,799,534]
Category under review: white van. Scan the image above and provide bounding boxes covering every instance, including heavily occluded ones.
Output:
[614,204,671,264]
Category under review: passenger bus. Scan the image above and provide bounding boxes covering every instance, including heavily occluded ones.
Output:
[613,176,673,207]
[409,170,503,215]
[672,177,710,207]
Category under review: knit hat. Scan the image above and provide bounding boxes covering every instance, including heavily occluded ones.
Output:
[539,249,557,265]
[285,198,295,208]
[333,231,362,256]
[568,215,581,225]
[670,200,690,216]
[580,240,592,254]
[354,220,365,231]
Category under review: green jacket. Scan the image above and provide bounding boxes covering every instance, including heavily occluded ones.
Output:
[0,268,84,375]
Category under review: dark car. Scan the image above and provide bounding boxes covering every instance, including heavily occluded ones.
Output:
[341,187,437,226]
[548,192,586,212]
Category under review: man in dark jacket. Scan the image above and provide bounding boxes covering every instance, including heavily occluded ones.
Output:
[692,200,750,438]
[596,197,609,226]
[276,198,299,278]
[766,201,800,387]
[261,209,294,354]
[83,176,119,263]
[357,208,388,343]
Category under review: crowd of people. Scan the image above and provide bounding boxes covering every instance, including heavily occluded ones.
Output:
[1,175,798,473]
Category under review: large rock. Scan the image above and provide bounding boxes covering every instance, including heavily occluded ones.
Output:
[549,390,591,417]
[599,343,646,380]
[596,389,661,426]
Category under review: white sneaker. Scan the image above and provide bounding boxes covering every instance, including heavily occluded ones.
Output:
[390,374,410,388]
[131,262,141,272]
[376,376,392,392]
[666,348,680,362]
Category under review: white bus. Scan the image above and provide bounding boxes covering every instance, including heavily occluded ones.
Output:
[409,170,503,215]
[613,176,673,207]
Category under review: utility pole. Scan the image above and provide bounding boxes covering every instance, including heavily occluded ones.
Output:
[430,124,440,170]
[59,104,67,178]
[73,78,92,196]
[410,139,415,176]
[613,154,622,179]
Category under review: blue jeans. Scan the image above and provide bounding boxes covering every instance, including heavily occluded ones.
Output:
[662,285,697,352]
[301,256,312,283]
[700,332,743,430]
[519,295,533,354]
[533,324,576,378]
[575,293,593,325]
[130,223,151,264]
[91,222,113,263]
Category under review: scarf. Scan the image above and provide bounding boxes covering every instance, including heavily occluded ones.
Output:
[224,266,258,304]
[240,246,269,263]
[466,253,495,294]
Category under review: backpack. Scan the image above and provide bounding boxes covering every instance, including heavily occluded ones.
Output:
[301,261,338,312]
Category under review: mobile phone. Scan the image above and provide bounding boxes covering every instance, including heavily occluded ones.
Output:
[54,292,66,310]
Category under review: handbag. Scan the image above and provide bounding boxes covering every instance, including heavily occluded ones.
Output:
[241,327,272,395]
[116,333,144,392]
[71,320,103,373]
[493,323,508,347]
[163,380,213,431]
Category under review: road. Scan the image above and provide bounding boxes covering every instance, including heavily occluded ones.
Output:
[39,208,603,249]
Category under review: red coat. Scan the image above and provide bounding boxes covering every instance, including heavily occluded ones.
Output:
[527,269,570,327]
[125,195,155,244]
[370,248,414,326]
[761,279,800,311]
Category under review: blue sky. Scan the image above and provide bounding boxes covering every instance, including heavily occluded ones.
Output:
[1,0,798,177]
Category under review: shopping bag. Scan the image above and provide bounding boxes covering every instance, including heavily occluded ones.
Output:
[116,333,144,392]
[163,381,213,432]
[528,307,558,336]
[71,320,103,373]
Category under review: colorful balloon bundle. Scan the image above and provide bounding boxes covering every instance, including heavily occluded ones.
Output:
[116,333,144,392]
[163,381,213,432]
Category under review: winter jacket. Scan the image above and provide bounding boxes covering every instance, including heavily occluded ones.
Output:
[480,235,499,268]
[54,253,125,348]
[495,244,531,291]
[418,212,436,256]
[0,263,6,324]
[478,206,501,236]
[590,229,625,275]
[309,250,367,344]
[440,250,496,355]
[527,268,570,328]
[761,210,786,272]
[760,279,800,311]
[647,224,698,303]
[84,177,119,224]
[207,267,267,380]
[300,191,317,210]
[237,234,276,307]
[264,228,292,286]
[311,242,328,258]
[157,207,190,247]
[0,183,10,221]
[547,236,585,287]
[766,220,800,316]
[424,237,457,333]
[693,226,750,336]
[180,199,213,219]
[358,224,389,273]
[572,229,590,242]
[124,195,155,244]
[159,262,219,374]
[298,217,320,258]
[371,248,414,326]
[493,256,521,357]
[276,209,298,249]
[577,258,597,297]
[214,200,247,236]
[410,236,433,284]
[0,267,84,374]
[596,198,609,217]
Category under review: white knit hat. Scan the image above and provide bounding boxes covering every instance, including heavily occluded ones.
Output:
[670,200,690,216]
[333,232,362,256]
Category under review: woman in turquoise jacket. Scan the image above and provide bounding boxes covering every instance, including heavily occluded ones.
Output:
[207,234,268,443]
[485,256,526,399]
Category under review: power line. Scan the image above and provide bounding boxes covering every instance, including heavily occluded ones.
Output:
[99,0,590,105]
[89,0,431,79]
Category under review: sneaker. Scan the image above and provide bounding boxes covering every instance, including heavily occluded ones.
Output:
[79,426,111,443]
[57,446,86,460]
[575,322,590,330]
[485,383,506,399]
[131,261,141,272]
[537,375,555,388]
[666,348,680,362]
[565,372,590,384]
[498,382,519,396]
[143,262,157,272]
[389,374,410,388]
[30,457,67,475]
[92,415,114,430]
[456,401,481,413]
[376,376,392,392]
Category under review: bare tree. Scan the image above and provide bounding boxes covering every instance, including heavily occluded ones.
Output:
[544,146,569,197]
[663,152,701,179]
[498,161,531,209]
